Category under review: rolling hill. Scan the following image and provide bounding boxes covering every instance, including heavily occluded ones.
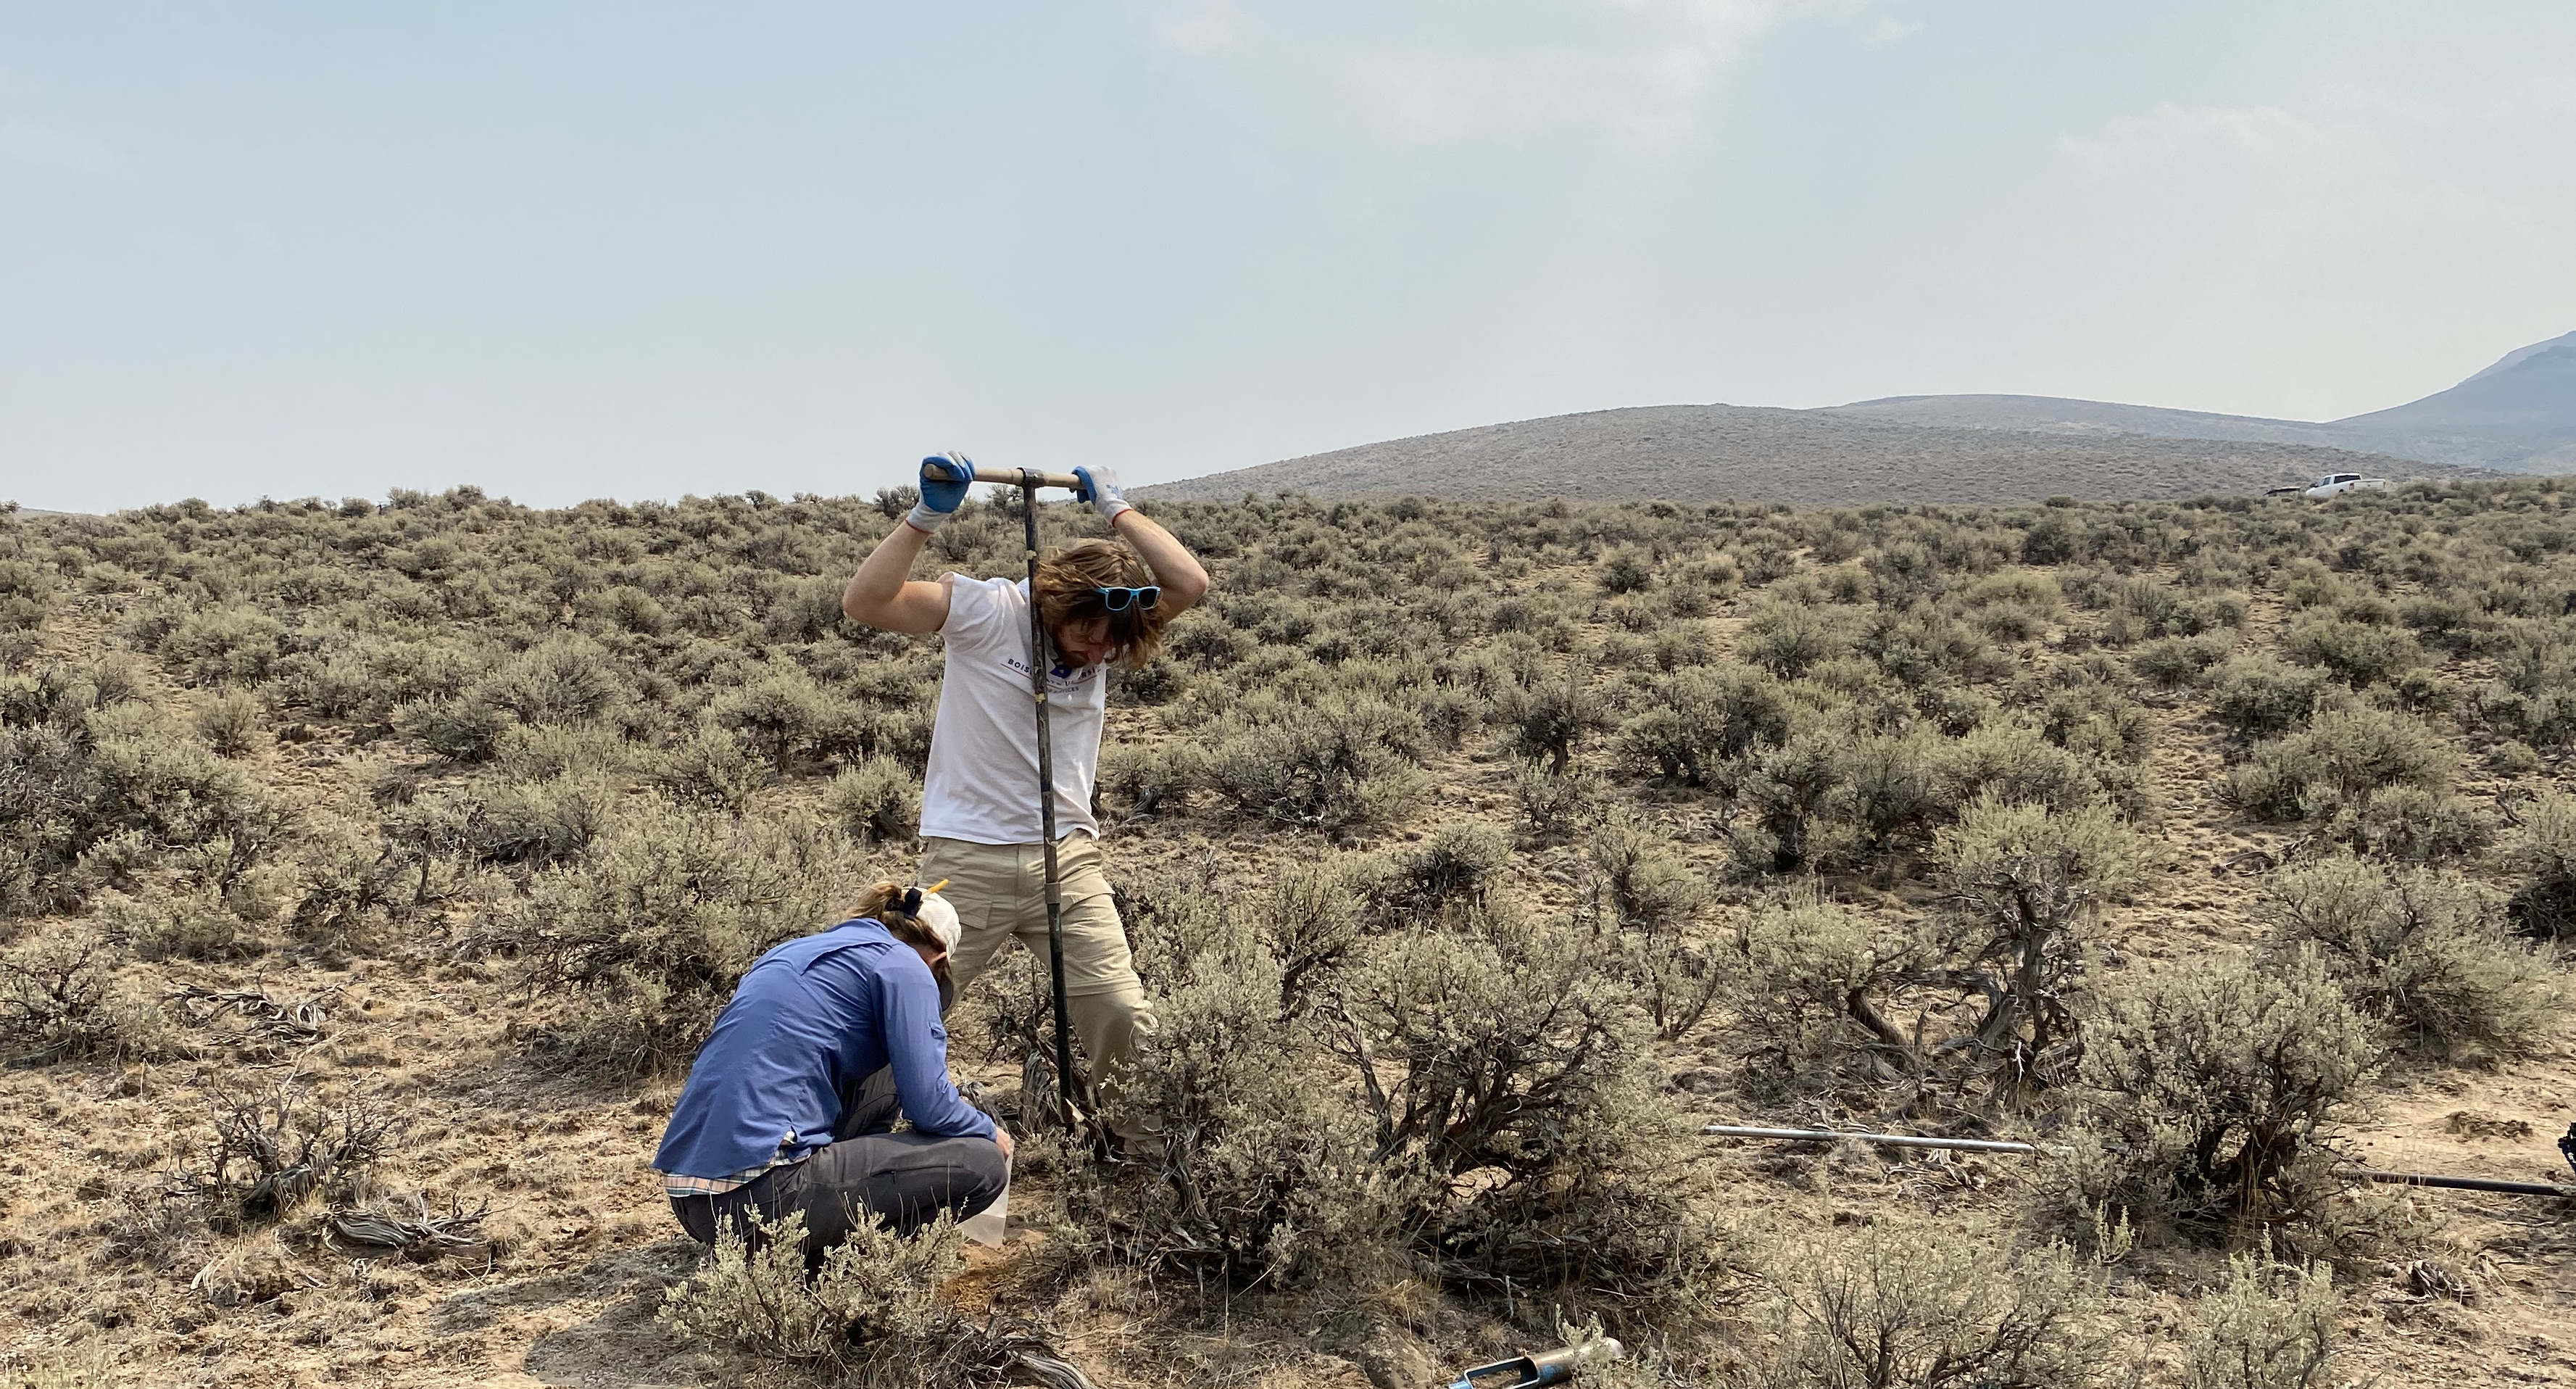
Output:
[1143,331,2566,504]
[1139,403,2473,507]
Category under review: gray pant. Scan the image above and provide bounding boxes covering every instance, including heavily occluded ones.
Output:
[668,1069,1007,1267]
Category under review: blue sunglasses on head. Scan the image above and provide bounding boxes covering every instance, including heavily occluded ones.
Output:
[1096,585,1160,613]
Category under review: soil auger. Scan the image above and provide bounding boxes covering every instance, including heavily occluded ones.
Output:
[950,458,1094,1147]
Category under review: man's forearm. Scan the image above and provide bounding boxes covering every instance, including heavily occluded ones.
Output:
[1111,510,1210,608]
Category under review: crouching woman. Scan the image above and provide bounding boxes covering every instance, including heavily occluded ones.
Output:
[653,882,1013,1264]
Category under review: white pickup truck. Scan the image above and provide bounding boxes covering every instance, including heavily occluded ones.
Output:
[2299,473,2389,499]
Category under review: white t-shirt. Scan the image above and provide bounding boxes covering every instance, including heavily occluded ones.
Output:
[919,575,1107,845]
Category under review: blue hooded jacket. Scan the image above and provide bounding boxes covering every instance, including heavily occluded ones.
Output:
[653,918,996,1182]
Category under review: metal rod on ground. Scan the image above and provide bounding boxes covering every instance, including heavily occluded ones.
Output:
[1701,1124,2576,1197]
[1017,472,1081,1134]
[2332,1168,2575,1198]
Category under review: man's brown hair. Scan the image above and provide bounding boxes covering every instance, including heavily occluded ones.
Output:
[1034,537,1169,670]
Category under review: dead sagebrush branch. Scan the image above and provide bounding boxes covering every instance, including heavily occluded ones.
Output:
[163,983,330,1042]
[328,1192,491,1259]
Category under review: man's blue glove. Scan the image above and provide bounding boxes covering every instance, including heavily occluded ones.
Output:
[1073,465,1134,526]
[907,453,975,533]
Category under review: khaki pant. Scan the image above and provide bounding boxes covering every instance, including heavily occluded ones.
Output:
[920,834,1156,1139]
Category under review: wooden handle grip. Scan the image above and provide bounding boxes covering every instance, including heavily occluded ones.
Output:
[961,465,1084,491]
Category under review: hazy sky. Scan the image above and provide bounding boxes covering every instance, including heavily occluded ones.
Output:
[5,2,2573,512]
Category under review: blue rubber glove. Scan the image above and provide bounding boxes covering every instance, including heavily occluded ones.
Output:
[1073,465,1134,526]
[907,453,975,533]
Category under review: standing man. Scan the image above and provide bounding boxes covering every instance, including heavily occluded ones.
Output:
[840,456,1208,1145]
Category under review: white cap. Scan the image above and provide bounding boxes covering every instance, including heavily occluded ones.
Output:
[913,890,961,955]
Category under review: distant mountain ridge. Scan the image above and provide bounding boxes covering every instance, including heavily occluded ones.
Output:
[1821,395,2360,451]
[1827,331,2576,473]
[1142,403,2478,507]
[1142,331,2566,505]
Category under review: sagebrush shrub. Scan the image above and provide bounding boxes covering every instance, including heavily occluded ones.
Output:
[2305,782,2491,863]
[288,813,408,948]
[1599,543,1655,594]
[1952,570,2064,642]
[1587,816,1721,1039]
[1727,889,1925,1095]
[654,723,769,810]
[2059,950,2376,1245]
[149,605,289,687]
[2504,791,2576,940]
[1513,756,1596,844]
[1492,674,1609,772]
[2131,634,2233,689]
[1937,724,2129,819]
[192,689,265,757]
[712,667,864,771]
[660,1208,965,1374]
[1739,598,1861,679]
[2265,858,2555,1057]
[2203,658,2341,741]
[0,927,169,1063]
[1927,795,2153,1090]
[104,883,275,962]
[2039,687,2153,764]
[1858,606,2007,685]
[1,697,278,919]
[1724,1219,2109,1389]
[2176,1253,2339,1389]
[1613,665,1792,787]
[0,557,52,632]
[1724,730,1842,873]
[825,756,922,847]
[2280,615,2423,687]
[1391,818,1511,924]
[2224,706,2450,824]
[1091,920,1403,1287]
[1192,694,1426,832]
[1343,904,1711,1303]
[516,800,876,1072]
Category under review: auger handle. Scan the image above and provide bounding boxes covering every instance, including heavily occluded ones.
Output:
[960,464,1084,492]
